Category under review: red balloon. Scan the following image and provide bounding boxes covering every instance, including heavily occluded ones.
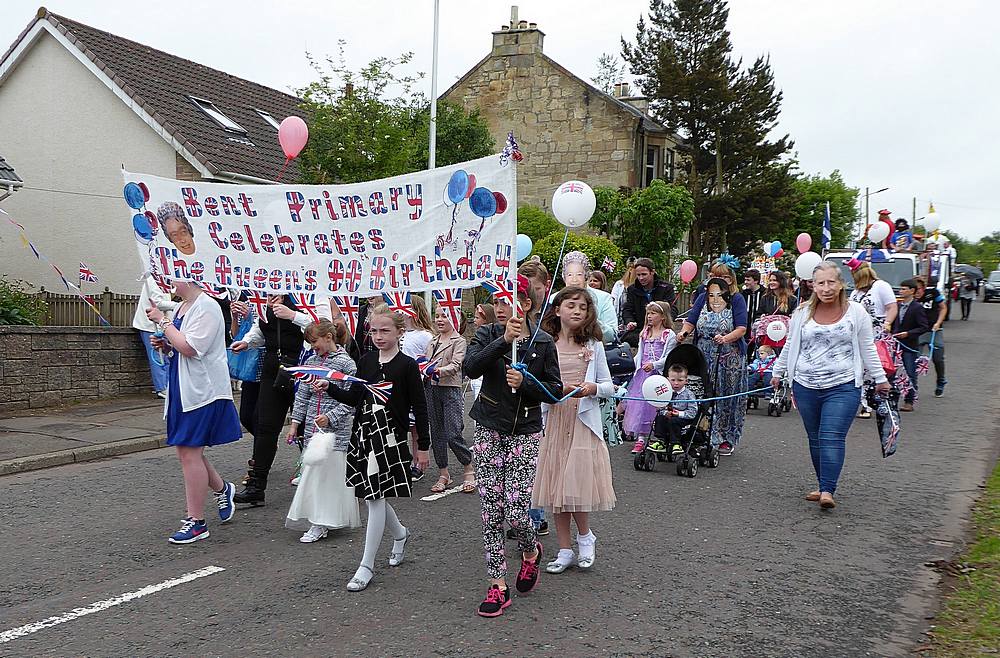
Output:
[493,191,508,214]
[145,210,158,232]
[466,174,477,199]
[138,182,150,202]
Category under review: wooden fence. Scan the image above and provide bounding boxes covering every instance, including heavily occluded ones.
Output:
[35,288,139,327]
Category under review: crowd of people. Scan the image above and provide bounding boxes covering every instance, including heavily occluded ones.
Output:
[137,243,965,616]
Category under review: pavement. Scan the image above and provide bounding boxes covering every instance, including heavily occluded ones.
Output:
[0,305,998,657]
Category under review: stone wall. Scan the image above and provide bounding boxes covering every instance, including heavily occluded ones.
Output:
[0,326,151,415]
[443,30,641,209]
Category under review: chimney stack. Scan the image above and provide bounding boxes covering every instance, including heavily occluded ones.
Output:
[492,5,545,57]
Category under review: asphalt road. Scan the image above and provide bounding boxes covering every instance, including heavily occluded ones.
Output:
[1,305,998,658]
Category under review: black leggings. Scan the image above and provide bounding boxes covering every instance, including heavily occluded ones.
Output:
[239,381,260,435]
[960,298,972,319]
[250,357,296,482]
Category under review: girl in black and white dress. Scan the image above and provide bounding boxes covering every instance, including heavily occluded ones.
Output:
[325,307,430,592]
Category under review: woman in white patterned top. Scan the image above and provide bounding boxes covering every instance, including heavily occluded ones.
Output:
[772,262,890,510]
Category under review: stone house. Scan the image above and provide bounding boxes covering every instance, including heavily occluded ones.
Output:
[441,9,682,210]
[0,8,305,293]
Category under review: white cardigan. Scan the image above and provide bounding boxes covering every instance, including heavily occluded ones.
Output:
[542,338,615,440]
[165,293,234,415]
[772,301,888,388]
[634,329,677,373]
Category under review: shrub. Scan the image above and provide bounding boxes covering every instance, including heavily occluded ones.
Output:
[532,232,623,286]
[0,277,48,326]
[516,205,562,244]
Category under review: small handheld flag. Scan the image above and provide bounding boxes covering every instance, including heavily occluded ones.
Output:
[383,292,416,319]
[79,262,99,283]
[289,292,320,323]
[332,296,360,335]
[822,201,832,250]
[432,288,463,330]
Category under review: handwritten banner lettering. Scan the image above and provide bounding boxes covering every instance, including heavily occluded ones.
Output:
[123,154,515,295]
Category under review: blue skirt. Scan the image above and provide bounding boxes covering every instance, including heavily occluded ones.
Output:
[166,352,242,448]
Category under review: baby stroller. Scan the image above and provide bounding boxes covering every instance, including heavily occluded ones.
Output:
[633,343,719,478]
[747,314,793,416]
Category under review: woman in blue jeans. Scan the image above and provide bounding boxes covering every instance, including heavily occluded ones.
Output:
[771,262,889,509]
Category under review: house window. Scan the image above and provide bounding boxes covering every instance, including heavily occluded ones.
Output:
[255,109,281,129]
[664,149,675,182]
[644,145,660,187]
[189,96,246,134]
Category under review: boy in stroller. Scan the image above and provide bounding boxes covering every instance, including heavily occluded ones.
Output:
[747,345,776,389]
[649,364,698,456]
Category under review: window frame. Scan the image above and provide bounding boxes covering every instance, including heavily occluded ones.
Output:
[254,108,281,130]
[644,145,661,187]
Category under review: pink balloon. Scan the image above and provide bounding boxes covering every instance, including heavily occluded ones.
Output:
[278,116,309,159]
[679,259,698,284]
[796,232,812,253]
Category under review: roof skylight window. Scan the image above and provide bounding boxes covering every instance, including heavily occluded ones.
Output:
[255,109,281,129]
[188,96,246,134]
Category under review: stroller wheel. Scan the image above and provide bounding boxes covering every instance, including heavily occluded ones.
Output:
[676,460,686,477]
[708,449,720,468]
[686,459,698,478]
[644,451,656,471]
[775,406,782,417]
[767,402,776,416]
[782,399,792,412]
[666,449,676,463]
[633,452,643,471]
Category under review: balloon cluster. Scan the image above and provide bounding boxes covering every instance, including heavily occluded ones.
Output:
[123,182,156,244]
[445,169,508,218]
[763,240,784,259]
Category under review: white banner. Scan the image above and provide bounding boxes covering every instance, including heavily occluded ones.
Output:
[121,154,516,295]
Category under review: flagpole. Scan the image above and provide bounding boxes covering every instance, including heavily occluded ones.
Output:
[424,0,440,312]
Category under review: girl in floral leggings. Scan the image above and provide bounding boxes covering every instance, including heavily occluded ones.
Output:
[463,275,563,617]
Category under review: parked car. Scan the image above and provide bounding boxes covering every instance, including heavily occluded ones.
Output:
[984,270,1000,302]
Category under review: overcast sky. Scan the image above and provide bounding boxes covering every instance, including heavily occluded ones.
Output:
[3,0,997,239]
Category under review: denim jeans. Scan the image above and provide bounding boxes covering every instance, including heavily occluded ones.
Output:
[919,331,946,387]
[139,330,170,393]
[792,381,861,495]
[900,349,919,403]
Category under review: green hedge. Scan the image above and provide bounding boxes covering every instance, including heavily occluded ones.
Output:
[532,232,623,286]
[516,205,562,244]
[0,277,48,325]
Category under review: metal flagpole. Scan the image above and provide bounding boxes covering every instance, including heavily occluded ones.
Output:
[424,0,440,311]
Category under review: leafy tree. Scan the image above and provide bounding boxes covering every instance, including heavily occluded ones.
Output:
[517,205,562,243]
[622,0,794,257]
[780,171,859,252]
[945,230,1000,274]
[592,53,629,95]
[296,42,493,184]
[592,180,694,269]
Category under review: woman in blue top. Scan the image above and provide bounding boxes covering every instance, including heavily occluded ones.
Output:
[678,261,749,455]
[146,281,242,544]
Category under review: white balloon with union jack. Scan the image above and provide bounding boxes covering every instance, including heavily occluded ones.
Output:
[551,180,596,228]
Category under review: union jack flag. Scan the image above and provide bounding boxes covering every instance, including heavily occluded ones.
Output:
[244,290,270,323]
[383,291,416,319]
[482,277,522,313]
[283,366,393,403]
[601,257,616,273]
[198,283,228,300]
[414,355,440,382]
[432,288,463,330]
[151,272,172,294]
[288,292,320,323]
[79,262,98,283]
[332,295,359,335]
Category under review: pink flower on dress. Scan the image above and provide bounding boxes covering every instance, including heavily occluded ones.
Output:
[581,346,594,363]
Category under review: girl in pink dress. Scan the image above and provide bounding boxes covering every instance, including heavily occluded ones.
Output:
[533,287,616,573]
[622,301,676,451]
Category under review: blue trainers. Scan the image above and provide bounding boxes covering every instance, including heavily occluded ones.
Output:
[168,518,209,544]
[216,482,236,523]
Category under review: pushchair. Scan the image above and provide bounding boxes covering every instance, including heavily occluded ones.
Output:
[747,314,793,416]
[633,343,719,478]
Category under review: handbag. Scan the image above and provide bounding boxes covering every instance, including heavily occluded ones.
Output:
[227,315,263,382]
[302,430,336,466]
[603,341,636,378]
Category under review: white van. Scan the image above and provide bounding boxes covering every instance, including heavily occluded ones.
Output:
[825,250,918,294]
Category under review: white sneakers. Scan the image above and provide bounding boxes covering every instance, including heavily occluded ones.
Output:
[299,525,328,543]
[576,531,597,569]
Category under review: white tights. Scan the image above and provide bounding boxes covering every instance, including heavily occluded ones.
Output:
[353,499,406,581]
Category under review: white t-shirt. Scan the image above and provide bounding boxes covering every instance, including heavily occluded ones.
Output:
[793,314,857,389]
[850,279,896,321]
[401,329,433,360]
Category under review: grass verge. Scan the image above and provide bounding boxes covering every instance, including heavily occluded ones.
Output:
[928,460,1000,656]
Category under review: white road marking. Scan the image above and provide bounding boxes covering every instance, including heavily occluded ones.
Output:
[420,482,475,501]
[0,565,225,645]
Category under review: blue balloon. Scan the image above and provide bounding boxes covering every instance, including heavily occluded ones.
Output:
[469,187,497,218]
[516,234,533,262]
[447,170,469,205]
[133,213,153,240]
[124,182,145,210]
